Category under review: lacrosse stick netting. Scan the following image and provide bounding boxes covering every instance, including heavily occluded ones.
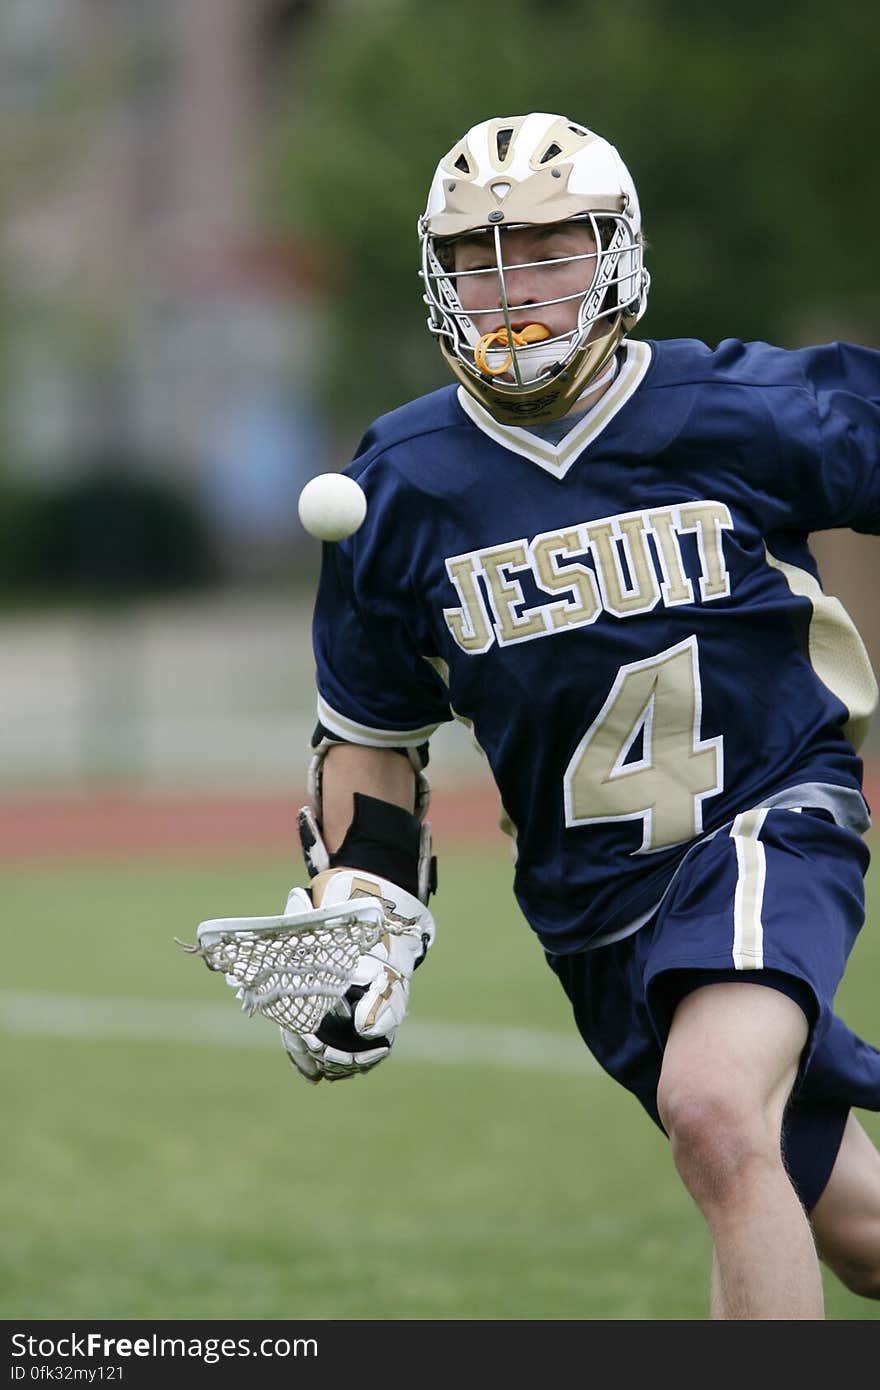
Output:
[177,899,388,1035]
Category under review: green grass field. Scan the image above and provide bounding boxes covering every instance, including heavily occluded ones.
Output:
[3,843,879,1321]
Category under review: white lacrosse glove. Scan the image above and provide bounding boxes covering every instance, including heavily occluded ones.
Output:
[281,867,435,1085]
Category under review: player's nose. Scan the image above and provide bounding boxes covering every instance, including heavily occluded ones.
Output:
[500,264,540,309]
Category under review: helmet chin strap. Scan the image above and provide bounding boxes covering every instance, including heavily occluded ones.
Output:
[570,352,619,401]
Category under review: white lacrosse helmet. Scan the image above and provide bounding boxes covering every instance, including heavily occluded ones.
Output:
[419,113,650,424]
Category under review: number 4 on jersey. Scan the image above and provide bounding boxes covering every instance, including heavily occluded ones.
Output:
[563,635,724,854]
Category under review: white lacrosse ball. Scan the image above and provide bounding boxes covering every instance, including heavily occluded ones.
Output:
[298,473,367,542]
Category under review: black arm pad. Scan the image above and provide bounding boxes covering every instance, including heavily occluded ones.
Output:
[328,793,421,899]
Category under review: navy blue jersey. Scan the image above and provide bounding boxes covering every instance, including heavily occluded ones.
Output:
[312,337,880,952]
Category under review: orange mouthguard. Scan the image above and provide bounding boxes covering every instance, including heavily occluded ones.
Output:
[473,322,551,375]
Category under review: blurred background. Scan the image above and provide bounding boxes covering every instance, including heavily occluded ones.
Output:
[2,0,878,806]
[2,0,880,1323]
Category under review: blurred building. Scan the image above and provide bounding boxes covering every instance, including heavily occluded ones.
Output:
[0,0,327,575]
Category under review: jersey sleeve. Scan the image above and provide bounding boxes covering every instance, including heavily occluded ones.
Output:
[311,457,453,749]
[796,342,880,534]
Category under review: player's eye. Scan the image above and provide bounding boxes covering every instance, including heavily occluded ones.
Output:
[539,240,577,258]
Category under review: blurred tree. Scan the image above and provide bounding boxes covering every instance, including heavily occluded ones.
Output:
[0,36,163,487]
[263,0,880,427]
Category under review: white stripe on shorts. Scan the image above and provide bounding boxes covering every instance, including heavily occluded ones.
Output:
[730,807,769,969]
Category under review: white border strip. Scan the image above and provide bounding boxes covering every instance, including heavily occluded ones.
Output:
[317,693,443,748]
[730,808,768,969]
[0,991,598,1076]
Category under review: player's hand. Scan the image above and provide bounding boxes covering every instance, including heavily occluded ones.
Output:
[281,868,435,1085]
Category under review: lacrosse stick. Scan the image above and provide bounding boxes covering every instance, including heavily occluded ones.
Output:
[177,895,393,1037]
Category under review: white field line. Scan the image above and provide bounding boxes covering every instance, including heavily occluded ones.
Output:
[0,990,598,1076]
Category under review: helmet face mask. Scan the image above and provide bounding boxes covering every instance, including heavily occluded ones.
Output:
[419,114,650,424]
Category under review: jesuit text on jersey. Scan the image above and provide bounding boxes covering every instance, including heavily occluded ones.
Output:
[443,500,733,652]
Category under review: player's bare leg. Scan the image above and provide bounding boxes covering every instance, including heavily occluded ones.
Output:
[811,1113,880,1298]
[709,1250,729,1319]
[657,983,823,1319]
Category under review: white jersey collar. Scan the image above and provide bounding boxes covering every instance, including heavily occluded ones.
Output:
[456,339,653,480]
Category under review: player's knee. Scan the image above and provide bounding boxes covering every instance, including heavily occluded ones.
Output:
[659,1087,776,1207]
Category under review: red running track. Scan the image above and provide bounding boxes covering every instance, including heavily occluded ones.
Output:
[2,769,877,862]
[0,786,510,861]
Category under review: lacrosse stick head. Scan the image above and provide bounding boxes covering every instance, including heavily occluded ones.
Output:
[178,898,388,1036]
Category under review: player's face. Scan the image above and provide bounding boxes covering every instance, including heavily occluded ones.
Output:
[453,222,598,339]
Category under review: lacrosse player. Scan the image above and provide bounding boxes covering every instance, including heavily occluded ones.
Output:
[203,114,880,1318]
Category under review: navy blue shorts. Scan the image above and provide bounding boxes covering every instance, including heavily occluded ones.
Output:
[546,806,880,1211]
